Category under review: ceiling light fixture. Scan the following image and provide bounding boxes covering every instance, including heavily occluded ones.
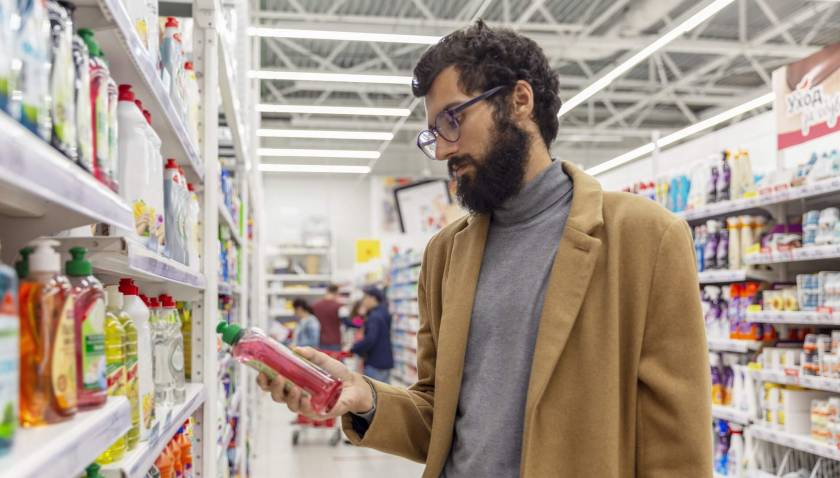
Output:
[257,104,411,116]
[248,70,413,85]
[558,0,735,118]
[259,164,372,174]
[257,129,394,141]
[247,27,440,45]
[257,148,381,159]
[587,92,774,176]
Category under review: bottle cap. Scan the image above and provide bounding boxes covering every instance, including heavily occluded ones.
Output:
[165,16,179,28]
[139,294,150,306]
[159,294,176,308]
[216,321,244,345]
[15,246,33,279]
[165,158,178,170]
[184,61,194,71]
[85,463,103,478]
[187,183,194,192]
[118,84,134,102]
[148,297,160,308]
[105,285,123,310]
[29,239,61,273]
[65,246,92,276]
[78,28,101,57]
[119,278,140,296]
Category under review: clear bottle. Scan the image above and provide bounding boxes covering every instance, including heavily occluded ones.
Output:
[47,0,77,161]
[159,294,184,404]
[0,242,18,455]
[96,303,126,464]
[149,297,173,407]
[106,285,139,450]
[66,246,106,410]
[70,27,94,173]
[217,321,342,413]
[121,280,155,441]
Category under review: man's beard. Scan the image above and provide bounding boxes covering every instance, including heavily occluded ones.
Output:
[448,116,529,214]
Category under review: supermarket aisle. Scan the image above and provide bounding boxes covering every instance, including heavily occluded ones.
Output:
[251,392,424,477]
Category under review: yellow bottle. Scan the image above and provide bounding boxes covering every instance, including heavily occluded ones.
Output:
[177,302,191,380]
[96,310,127,464]
[106,286,138,450]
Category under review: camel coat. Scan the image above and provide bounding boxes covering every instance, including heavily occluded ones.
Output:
[343,162,712,477]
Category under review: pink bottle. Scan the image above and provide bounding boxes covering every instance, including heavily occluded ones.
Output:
[217,322,342,413]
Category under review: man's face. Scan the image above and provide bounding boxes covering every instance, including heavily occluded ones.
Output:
[362,295,377,310]
[423,66,529,214]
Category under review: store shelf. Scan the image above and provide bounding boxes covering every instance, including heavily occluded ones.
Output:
[268,288,327,296]
[74,0,203,181]
[102,383,206,478]
[0,397,130,478]
[707,339,762,353]
[749,425,840,461]
[746,310,840,326]
[52,237,205,297]
[750,369,840,393]
[267,274,331,282]
[0,112,134,257]
[698,269,777,285]
[712,405,753,425]
[677,176,840,223]
[744,244,840,265]
[269,309,295,319]
[219,204,242,246]
[218,36,248,167]
[218,281,242,296]
[272,247,330,256]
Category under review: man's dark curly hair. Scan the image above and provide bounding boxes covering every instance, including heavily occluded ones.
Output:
[411,20,561,148]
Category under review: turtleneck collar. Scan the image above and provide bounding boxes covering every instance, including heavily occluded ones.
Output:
[492,159,573,226]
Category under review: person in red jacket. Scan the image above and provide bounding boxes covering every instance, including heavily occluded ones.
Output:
[311,284,343,351]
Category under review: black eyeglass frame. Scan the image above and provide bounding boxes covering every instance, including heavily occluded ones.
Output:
[416,85,506,160]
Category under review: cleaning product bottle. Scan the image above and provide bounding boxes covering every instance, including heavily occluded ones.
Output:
[710,354,723,405]
[727,217,741,271]
[144,0,159,74]
[177,301,191,380]
[727,427,744,478]
[15,0,50,139]
[85,463,105,478]
[708,163,719,204]
[732,364,744,411]
[717,150,731,202]
[70,27,94,173]
[96,298,127,464]
[20,239,77,425]
[186,183,200,270]
[164,159,184,264]
[143,109,166,253]
[160,17,180,95]
[0,0,19,113]
[159,294,184,404]
[106,285,139,450]
[78,28,109,186]
[179,422,192,478]
[717,227,729,270]
[119,279,154,440]
[217,321,342,413]
[704,220,720,271]
[0,244,18,455]
[66,246,106,410]
[183,61,199,144]
[149,296,173,407]
[155,441,174,478]
[47,1,76,161]
[106,76,119,192]
[722,354,735,406]
[117,84,152,240]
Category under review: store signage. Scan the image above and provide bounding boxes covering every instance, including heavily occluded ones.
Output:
[774,42,840,150]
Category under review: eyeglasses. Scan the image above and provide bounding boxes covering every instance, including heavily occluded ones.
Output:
[416,85,505,160]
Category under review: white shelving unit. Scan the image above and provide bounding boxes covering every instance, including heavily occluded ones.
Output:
[269,288,328,296]
[707,339,763,353]
[712,405,753,425]
[744,244,840,265]
[750,369,840,394]
[0,398,130,478]
[267,274,331,282]
[746,310,840,326]
[219,203,243,247]
[698,269,778,285]
[750,425,840,461]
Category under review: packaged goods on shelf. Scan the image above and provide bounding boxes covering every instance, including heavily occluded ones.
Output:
[694,216,768,272]
[0,245,17,456]
[219,228,240,285]
[220,169,241,233]
[713,420,746,477]
[163,159,199,267]
[702,282,766,342]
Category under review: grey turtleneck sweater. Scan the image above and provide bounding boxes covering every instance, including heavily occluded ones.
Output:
[442,159,574,477]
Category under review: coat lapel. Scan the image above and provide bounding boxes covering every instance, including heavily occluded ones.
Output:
[523,162,604,423]
[425,213,489,474]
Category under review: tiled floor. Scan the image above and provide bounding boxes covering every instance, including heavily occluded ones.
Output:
[250,392,426,477]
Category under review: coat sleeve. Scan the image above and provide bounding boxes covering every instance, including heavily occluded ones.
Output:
[350,312,382,355]
[341,244,437,463]
[637,219,712,477]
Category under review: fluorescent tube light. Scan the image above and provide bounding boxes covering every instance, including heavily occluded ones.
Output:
[247,27,440,45]
[248,70,413,85]
[259,164,372,174]
[257,129,394,141]
[258,148,381,159]
[558,0,734,118]
[586,92,773,176]
[257,104,411,116]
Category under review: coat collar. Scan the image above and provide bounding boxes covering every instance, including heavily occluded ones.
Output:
[426,161,605,476]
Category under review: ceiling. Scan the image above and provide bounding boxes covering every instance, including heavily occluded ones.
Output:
[252,0,840,176]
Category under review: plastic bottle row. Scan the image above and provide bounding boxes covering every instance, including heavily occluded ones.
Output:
[0,239,193,466]
[694,215,767,272]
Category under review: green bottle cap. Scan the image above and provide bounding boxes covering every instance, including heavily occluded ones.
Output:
[65,246,92,276]
[78,28,101,57]
[15,247,33,279]
[85,463,103,478]
[216,321,244,345]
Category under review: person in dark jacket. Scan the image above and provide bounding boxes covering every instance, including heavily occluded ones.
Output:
[350,287,394,383]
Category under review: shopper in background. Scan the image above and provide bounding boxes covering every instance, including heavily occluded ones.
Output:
[257,20,710,477]
[291,298,320,349]
[347,287,393,383]
[311,284,343,351]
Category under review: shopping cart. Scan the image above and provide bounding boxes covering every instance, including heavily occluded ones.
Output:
[291,350,352,447]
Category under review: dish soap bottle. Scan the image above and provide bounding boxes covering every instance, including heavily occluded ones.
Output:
[0,243,18,455]
[217,321,342,413]
[106,285,138,450]
[149,296,173,407]
[177,301,191,380]
[96,297,127,464]
[77,28,110,187]
[20,239,77,426]
[66,246,106,410]
[15,0,51,139]
[119,279,155,441]
[159,295,184,404]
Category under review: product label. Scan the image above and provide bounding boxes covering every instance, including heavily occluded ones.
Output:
[170,341,184,373]
[52,295,78,411]
[244,360,278,381]
[106,360,125,396]
[51,22,76,152]
[142,391,155,429]
[82,298,106,391]
[132,200,151,237]
[94,84,108,168]
[0,291,19,443]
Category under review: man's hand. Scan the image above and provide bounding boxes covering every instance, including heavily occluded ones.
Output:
[255,346,375,420]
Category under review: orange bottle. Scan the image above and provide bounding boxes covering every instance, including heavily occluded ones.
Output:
[171,435,184,478]
[155,444,174,478]
[180,422,193,476]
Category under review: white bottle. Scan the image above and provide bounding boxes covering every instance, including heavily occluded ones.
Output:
[727,428,744,478]
[732,364,744,411]
[183,61,200,145]
[141,108,165,254]
[118,279,155,440]
[186,183,200,271]
[159,294,185,404]
[145,0,159,74]
[163,158,184,263]
[148,296,173,407]
[116,84,151,242]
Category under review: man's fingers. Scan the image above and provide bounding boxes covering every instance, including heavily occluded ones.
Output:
[256,373,271,391]
[286,386,302,413]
